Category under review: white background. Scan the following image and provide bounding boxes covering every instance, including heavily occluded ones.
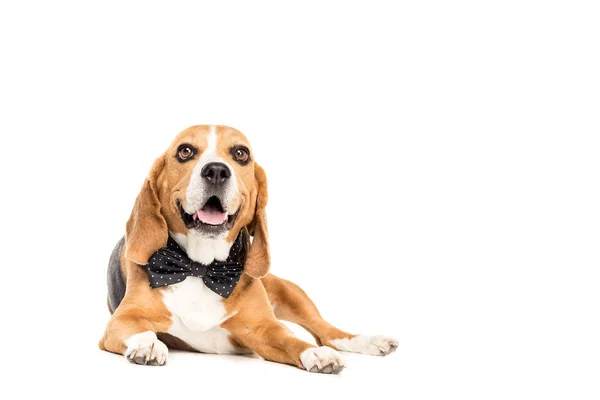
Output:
[1,1,599,399]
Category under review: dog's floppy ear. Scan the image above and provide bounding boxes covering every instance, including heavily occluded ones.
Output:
[124,155,168,265]
[244,163,270,278]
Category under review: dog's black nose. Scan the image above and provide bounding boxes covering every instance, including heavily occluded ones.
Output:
[201,162,231,184]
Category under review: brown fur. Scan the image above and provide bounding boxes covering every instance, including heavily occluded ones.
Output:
[261,274,355,346]
[124,155,169,265]
[99,125,355,369]
[99,253,172,354]
[243,163,270,278]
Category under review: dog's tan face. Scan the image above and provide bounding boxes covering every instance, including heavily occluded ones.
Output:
[124,125,270,277]
[161,125,258,240]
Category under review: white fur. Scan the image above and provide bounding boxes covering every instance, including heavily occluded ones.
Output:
[300,346,346,374]
[124,331,169,365]
[208,125,217,143]
[185,125,238,220]
[172,232,231,265]
[161,232,242,354]
[330,334,398,356]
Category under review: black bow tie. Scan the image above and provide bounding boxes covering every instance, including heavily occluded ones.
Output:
[146,233,247,298]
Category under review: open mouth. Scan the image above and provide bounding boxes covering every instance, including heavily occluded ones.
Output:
[178,197,239,231]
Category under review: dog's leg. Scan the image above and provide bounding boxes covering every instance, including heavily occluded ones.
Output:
[261,274,398,356]
[224,315,345,374]
[99,305,170,366]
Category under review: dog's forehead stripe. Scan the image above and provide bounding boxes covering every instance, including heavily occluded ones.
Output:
[208,125,217,150]
[198,126,221,164]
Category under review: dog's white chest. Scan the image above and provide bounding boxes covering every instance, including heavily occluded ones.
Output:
[161,276,238,354]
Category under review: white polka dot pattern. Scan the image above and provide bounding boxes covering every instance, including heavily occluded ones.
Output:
[146,232,247,298]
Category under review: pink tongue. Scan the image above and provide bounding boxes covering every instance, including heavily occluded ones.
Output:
[196,209,227,225]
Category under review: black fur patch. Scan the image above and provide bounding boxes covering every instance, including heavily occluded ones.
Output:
[107,238,126,314]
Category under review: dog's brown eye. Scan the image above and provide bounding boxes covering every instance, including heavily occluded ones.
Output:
[234,148,249,163]
[179,147,193,159]
[177,145,196,162]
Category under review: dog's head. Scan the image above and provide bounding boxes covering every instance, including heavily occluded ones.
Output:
[124,125,269,278]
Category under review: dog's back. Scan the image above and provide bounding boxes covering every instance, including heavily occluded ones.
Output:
[107,238,126,314]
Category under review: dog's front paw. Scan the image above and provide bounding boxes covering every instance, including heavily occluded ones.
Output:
[124,331,168,366]
[300,346,346,374]
[330,334,398,356]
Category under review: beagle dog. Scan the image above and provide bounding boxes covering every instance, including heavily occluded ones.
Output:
[99,125,397,373]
